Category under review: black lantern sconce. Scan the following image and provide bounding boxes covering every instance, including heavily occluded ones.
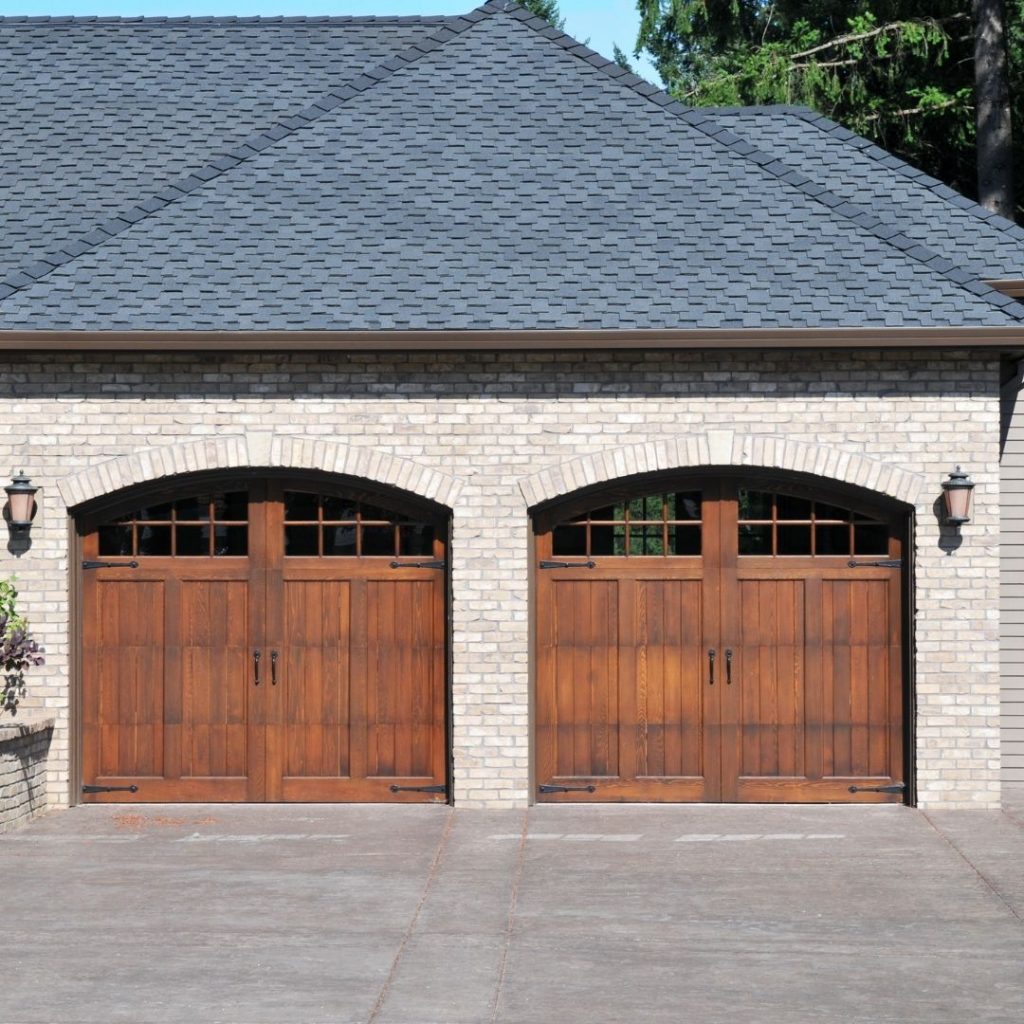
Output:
[5,472,39,534]
[941,466,974,527]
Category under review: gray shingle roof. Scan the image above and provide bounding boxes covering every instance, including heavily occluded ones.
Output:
[708,106,1024,282]
[1,1,1022,331]
[0,13,455,281]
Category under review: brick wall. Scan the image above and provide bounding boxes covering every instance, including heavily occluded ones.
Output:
[0,715,53,832]
[0,348,1001,808]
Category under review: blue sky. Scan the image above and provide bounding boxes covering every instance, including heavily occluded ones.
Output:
[2,1,661,82]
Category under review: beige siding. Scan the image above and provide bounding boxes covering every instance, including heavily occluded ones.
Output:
[1001,369,1024,789]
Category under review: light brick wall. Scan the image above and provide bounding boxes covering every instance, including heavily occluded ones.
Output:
[0,348,1001,809]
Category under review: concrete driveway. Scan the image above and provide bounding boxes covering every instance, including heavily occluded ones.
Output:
[1,802,1022,1024]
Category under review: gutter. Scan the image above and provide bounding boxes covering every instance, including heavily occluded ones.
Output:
[3,327,1024,351]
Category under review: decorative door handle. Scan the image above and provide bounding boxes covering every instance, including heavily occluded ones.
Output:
[725,648,733,685]
[253,649,261,685]
[708,648,716,685]
[271,650,279,685]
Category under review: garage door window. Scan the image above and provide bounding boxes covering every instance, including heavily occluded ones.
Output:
[284,490,435,557]
[97,491,248,557]
[551,490,702,556]
[738,489,888,557]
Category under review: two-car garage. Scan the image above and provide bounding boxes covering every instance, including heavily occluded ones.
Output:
[78,470,908,805]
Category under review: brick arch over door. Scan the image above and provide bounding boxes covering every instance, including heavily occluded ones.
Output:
[57,431,463,510]
[518,431,925,510]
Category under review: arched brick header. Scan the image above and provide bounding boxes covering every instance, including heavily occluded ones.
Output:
[58,432,463,509]
[518,431,925,509]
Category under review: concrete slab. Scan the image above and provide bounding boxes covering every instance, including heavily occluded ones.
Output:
[0,803,1021,1023]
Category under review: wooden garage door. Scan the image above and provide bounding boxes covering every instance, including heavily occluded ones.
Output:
[81,478,447,803]
[535,477,906,803]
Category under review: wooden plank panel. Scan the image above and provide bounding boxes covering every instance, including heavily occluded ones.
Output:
[633,580,704,780]
[736,579,803,781]
[84,579,166,784]
[280,579,352,783]
[179,579,249,781]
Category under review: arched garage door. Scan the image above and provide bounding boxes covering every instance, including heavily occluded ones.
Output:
[534,474,907,803]
[79,474,448,803]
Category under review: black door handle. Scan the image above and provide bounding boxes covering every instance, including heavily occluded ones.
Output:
[253,649,261,685]
[271,649,278,685]
[708,648,716,685]
[725,648,733,685]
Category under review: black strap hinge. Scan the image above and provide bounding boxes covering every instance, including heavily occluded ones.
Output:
[539,783,597,793]
[389,784,446,794]
[847,559,902,569]
[82,560,139,570]
[389,560,446,570]
[848,782,905,794]
[539,560,596,570]
[82,784,139,794]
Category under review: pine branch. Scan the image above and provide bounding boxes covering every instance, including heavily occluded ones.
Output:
[790,14,968,61]
[863,96,967,121]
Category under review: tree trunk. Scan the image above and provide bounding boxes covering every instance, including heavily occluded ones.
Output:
[973,0,1015,218]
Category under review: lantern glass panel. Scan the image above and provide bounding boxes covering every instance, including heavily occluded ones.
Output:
[945,486,972,523]
[8,491,34,524]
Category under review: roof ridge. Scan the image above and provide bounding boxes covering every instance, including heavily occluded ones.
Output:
[0,15,458,24]
[495,1,1024,324]
[0,3,504,306]
[784,107,1024,248]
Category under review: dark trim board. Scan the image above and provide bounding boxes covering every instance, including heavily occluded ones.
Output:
[4,327,1024,351]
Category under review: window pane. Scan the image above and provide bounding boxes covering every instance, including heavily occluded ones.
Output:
[176,525,209,556]
[777,495,811,520]
[671,526,701,555]
[399,525,434,556]
[612,503,627,521]
[777,525,811,555]
[360,503,397,523]
[738,490,771,520]
[174,495,209,521]
[671,492,702,521]
[552,525,587,556]
[137,525,172,556]
[98,524,133,556]
[815,501,848,522]
[627,497,646,520]
[139,501,173,521]
[323,525,357,556]
[361,525,395,556]
[589,524,624,556]
[285,525,319,556]
[284,492,319,521]
[854,523,890,555]
[739,524,772,555]
[214,526,247,556]
[214,492,248,521]
[815,524,850,556]
[322,495,357,521]
[629,524,665,556]
[643,494,663,520]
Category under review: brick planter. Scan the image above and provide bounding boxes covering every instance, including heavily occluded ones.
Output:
[0,713,53,832]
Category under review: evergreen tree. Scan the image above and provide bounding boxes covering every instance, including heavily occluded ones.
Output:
[635,1,1022,221]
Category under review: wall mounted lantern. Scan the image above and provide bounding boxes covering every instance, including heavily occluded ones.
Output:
[941,466,974,527]
[5,472,39,534]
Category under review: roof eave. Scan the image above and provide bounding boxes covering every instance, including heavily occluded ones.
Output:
[1,326,1023,351]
